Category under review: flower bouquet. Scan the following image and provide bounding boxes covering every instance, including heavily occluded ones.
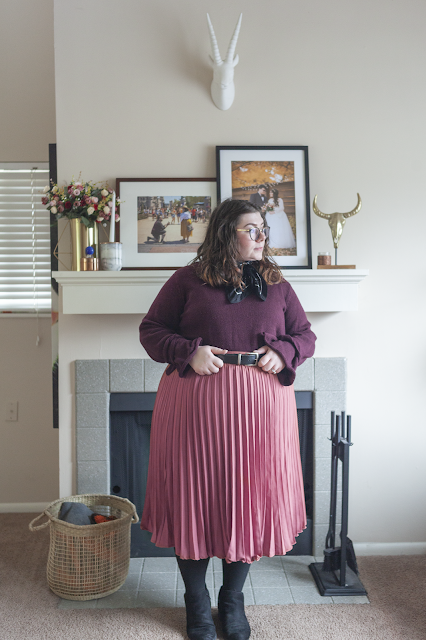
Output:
[41,178,120,228]
[42,177,122,270]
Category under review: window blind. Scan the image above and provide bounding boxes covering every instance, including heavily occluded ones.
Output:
[0,163,51,313]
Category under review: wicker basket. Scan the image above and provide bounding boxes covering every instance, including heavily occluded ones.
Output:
[29,494,138,600]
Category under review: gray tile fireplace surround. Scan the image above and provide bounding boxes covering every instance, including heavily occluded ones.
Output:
[70,358,370,609]
[75,357,347,559]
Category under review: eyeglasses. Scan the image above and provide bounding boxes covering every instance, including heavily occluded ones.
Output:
[236,226,270,241]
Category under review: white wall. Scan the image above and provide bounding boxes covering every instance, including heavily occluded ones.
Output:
[0,0,56,161]
[54,0,426,545]
[0,317,57,506]
[0,0,58,508]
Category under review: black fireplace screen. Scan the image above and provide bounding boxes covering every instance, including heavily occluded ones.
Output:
[110,392,313,558]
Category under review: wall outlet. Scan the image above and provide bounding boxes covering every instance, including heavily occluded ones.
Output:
[5,402,18,421]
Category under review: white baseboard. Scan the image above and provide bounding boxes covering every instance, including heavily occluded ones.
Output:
[0,505,425,556]
[354,542,426,556]
[0,502,49,513]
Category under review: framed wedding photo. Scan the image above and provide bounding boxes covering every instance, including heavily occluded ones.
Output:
[117,178,216,268]
[216,146,312,269]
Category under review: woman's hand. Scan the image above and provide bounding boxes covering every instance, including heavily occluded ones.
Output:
[253,345,285,375]
[189,346,228,376]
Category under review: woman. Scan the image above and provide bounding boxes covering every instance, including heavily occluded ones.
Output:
[265,188,296,250]
[180,206,193,242]
[139,199,316,640]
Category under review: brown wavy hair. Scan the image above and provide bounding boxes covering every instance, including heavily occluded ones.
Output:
[191,199,283,288]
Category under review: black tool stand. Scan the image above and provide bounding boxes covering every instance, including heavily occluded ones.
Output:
[309,412,367,596]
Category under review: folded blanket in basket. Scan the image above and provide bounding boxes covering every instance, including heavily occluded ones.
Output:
[58,502,94,525]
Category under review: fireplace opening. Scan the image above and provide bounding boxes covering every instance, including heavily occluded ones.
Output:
[110,391,313,558]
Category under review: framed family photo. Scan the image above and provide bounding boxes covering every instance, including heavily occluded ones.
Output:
[117,178,216,268]
[216,146,312,269]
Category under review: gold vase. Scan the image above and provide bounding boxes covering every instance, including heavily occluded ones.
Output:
[70,219,83,271]
[81,223,99,258]
[70,219,99,271]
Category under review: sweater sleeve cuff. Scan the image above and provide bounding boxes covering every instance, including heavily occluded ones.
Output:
[177,336,203,377]
[263,332,297,386]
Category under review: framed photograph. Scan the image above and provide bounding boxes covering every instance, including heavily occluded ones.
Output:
[117,178,216,268]
[216,146,312,269]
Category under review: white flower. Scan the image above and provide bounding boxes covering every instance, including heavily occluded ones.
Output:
[52,185,58,194]
[103,205,110,214]
[43,185,50,193]
[87,206,95,215]
[101,189,108,197]
[51,206,57,214]
[96,215,104,222]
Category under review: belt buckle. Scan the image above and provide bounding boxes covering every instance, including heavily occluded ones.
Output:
[245,352,259,366]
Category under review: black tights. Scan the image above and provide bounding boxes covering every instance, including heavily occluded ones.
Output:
[176,555,250,597]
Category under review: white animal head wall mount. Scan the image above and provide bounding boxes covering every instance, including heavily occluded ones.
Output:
[206,13,242,111]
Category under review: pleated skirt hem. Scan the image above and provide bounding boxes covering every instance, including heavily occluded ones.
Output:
[142,524,308,564]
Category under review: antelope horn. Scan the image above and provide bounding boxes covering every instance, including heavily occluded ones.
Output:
[312,195,331,220]
[207,13,223,66]
[343,193,362,218]
[225,13,242,64]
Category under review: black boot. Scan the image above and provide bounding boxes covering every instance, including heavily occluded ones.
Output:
[184,587,217,640]
[218,587,251,640]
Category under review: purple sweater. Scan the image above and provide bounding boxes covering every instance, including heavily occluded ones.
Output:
[139,265,316,386]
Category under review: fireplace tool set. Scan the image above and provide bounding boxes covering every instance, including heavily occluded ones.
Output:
[309,411,367,596]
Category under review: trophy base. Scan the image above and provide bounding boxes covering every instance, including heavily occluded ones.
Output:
[317,265,356,269]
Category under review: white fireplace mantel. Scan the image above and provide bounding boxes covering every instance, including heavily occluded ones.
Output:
[52,269,369,314]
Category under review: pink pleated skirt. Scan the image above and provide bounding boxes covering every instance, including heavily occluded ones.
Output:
[140,363,306,564]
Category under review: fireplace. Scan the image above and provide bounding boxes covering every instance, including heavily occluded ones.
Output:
[75,357,346,558]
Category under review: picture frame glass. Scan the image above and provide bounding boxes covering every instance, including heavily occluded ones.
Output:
[118,179,216,268]
[217,147,312,268]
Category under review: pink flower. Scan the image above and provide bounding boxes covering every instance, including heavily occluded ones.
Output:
[115,214,120,222]
[75,200,81,207]
[49,200,56,207]
[58,204,64,213]
[41,197,49,205]
[73,189,81,196]
[84,195,92,205]
[91,196,98,204]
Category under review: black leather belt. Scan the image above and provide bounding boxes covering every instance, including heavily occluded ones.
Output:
[216,352,259,366]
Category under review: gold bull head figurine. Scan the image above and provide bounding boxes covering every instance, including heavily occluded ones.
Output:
[312,193,362,249]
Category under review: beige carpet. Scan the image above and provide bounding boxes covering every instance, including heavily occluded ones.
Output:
[2,514,425,639]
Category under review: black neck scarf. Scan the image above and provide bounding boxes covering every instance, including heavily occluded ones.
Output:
[226,261,268,304]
